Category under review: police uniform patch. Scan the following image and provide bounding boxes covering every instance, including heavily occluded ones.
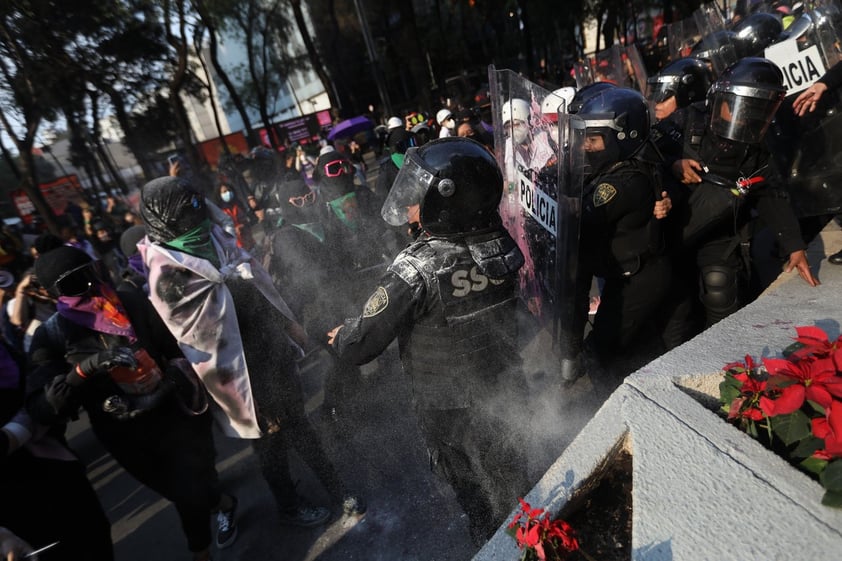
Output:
[593,183,617,207]
[362,286,389,318]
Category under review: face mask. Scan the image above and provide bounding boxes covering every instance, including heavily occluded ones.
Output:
[165,219,219,266]
[221,191,233,203]
[512,124,529,145]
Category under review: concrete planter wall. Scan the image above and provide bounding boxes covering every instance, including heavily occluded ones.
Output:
[474,224,842,560]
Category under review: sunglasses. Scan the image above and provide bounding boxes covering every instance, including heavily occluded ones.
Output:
[52,261,102,297]
[322,159,354,178]
[289,190,317,207]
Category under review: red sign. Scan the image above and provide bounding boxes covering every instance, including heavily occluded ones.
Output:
[195,131,250,170]
[12,174,84,224]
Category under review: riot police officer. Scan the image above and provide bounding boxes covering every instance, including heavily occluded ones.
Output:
[567,87,671,387]
[664,57,819,329]
[328,137,531,545]
[647,57,714,122]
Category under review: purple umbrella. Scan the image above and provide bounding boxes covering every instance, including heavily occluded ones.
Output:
[327,115,375,141]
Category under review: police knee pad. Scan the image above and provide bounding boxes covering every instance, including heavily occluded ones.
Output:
[699,265,739,314]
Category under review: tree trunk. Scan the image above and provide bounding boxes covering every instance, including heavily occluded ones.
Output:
[166,0,212,191]
[100,84,157,180]
[289,0,341,111]
[194,0,259,146]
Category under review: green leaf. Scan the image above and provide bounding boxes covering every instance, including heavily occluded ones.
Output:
[719,377,742,405]
[782,341,805,358]
[799,456,828,476]
[821,489,842,508]
[791,437,823,459]
[820,460,842,492]
[769,410,811,446]
[805,400,826,416]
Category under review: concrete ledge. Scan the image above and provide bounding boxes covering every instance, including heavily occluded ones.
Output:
[475,222,842,560]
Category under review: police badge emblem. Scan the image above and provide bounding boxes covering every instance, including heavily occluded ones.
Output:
[593,183,617,206]
[362,286,389,318]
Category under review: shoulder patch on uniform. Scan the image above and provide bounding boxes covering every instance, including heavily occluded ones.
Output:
[593,183,617,207]
[362,286,389,318]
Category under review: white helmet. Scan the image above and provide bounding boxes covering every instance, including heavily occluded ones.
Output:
[387,116,403,129]
[541,87,577,120]
[501,98,530,125]
[436,109,453,125]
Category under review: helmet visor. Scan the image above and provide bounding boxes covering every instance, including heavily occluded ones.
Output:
[381,147,434,226]
[709,90,782,144]
[646,75,679,103]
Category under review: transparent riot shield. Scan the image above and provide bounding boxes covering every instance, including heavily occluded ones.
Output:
[764,3,842,216]
[488,66,582,358]
[668,12,705,61]
[624,44,649,93]
[573,44,648,93]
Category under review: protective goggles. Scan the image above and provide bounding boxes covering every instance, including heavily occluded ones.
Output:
[52,261,103,297]
[322,159,354,178]
[289,190,317,207]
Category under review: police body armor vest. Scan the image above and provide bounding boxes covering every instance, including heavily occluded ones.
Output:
[679,103,764,247]
[394,232,521,411]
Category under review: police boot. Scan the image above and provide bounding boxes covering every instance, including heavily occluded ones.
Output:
[560,355,584,388]
[828,248,842,265]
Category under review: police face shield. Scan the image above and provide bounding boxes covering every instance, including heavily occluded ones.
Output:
[709,88,783,144]
[646,74,679,103]
[381,147,433,226]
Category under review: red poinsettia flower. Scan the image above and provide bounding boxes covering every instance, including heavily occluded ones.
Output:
[546,519,579,552]
[509,499,579,560]
[733,370,767,394]
[729,396,765,421]
[791,326,842,356]
[811,400,842,457]
[761,356,842,415]
[811,449,835,462]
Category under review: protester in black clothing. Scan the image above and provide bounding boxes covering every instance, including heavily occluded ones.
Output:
[25,246,236,561]
[663,58,818,329]
[329,137,532,545]
[138,176,364,529]
[1,338,115,561]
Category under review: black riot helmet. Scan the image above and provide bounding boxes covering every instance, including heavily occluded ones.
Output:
[381,137,503,236]
[568,81,618,114]
[576,87,651,175]
[731,13,784,57]
[691,30,741,73]
[647,57,714,107]
[707,57,785,144]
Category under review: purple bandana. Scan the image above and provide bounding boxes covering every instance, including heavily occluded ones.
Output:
[56,283,136,341]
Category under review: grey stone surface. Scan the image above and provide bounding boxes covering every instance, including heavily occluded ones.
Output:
[475,221,842,560]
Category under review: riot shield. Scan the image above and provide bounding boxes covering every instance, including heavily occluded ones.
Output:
[488,66,582,357]
[669,2,737,76]
[667,13,704,61]
[764,3,842,216]
[573,44,648,93]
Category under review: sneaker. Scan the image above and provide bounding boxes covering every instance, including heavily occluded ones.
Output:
[342,495,367,516]
[278,505,331,527]
[215,496,238,549]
